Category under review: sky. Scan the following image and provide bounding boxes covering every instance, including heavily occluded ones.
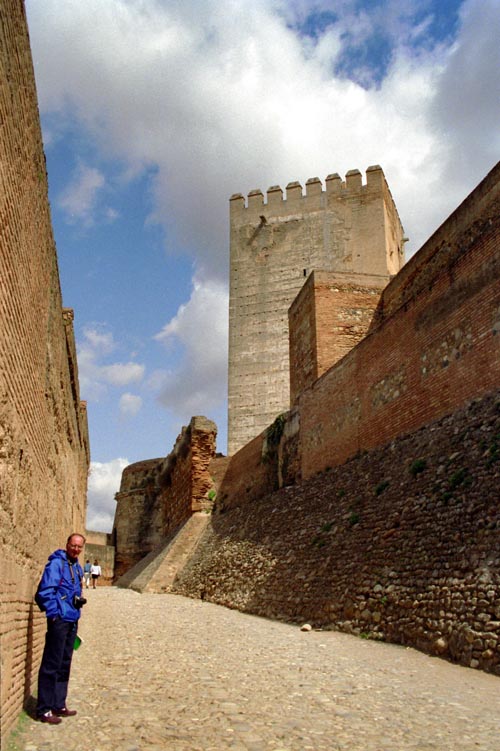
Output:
[24,0,500,532]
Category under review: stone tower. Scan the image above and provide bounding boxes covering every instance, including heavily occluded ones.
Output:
[228,165,405,454]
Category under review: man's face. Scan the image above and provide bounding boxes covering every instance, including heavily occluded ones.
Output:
[66,536,85,560]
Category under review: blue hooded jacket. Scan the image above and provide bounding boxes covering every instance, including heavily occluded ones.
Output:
[36,549,84,622]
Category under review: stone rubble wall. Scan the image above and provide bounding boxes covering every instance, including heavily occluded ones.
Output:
[173,390,500,675]
[0,1,90,743]
[173,163,500,675]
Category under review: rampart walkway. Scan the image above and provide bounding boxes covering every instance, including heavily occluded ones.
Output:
[14,588,500,751]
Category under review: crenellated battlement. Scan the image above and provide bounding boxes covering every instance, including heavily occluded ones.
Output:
[228,163,405,455]
[230,165,388,212]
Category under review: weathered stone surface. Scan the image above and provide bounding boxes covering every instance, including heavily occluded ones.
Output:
[113,418,218,579]
[173,390,500,675]
[228,167,405,454]
[289,271,388,403]
[0,1,89,743]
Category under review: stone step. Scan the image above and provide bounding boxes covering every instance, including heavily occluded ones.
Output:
[114,513,210,594]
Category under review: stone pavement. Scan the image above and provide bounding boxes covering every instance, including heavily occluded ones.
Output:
[15,588,500,751]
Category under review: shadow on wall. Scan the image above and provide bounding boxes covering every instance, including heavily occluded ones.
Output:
[214,429,282,514]
[22,602,36,711]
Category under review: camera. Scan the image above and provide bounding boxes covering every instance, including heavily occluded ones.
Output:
[73,595,87,609]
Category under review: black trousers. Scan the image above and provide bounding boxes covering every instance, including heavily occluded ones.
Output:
[37,617,78,715]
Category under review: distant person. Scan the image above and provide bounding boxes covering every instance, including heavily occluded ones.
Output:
[83,560,91,589]
[91,559,102,588]
[35,533,87,724]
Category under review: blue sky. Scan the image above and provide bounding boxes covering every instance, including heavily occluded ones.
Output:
[25,0,500,531]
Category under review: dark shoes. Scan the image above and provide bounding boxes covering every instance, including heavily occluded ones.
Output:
[38,707,77,723]
[53,707,77,717]
[38,711,62,724]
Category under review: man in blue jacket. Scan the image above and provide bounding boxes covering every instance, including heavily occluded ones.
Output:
[35,533,86,724]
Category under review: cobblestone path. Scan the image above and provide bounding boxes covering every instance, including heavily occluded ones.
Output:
[15,588,500,751]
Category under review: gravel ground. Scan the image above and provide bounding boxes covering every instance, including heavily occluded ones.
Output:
[12,587,500,751]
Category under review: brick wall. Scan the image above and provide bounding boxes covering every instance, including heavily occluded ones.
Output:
[113,417,217,579]
[217,431,279,513]
[289,270,387,403]
[298,161,500,479]
[0,1,90,743]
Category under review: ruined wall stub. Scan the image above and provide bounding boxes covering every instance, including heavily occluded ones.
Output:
[113,417,217,579]
[228,166,405,454]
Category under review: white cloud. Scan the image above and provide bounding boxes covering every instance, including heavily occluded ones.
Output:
[82,326,115,355]
[86,457,129,532]
[100,362,145,387]
[119,393,143,417]
[429,0,500,185]
[26,0,500,267]
[58,161,105,225]
[25,0,500,447]
[154,278,228,414]
[77,326,145,400]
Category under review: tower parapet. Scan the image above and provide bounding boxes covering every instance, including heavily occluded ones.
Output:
[228,165,405,455]
[230,166,400,218]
